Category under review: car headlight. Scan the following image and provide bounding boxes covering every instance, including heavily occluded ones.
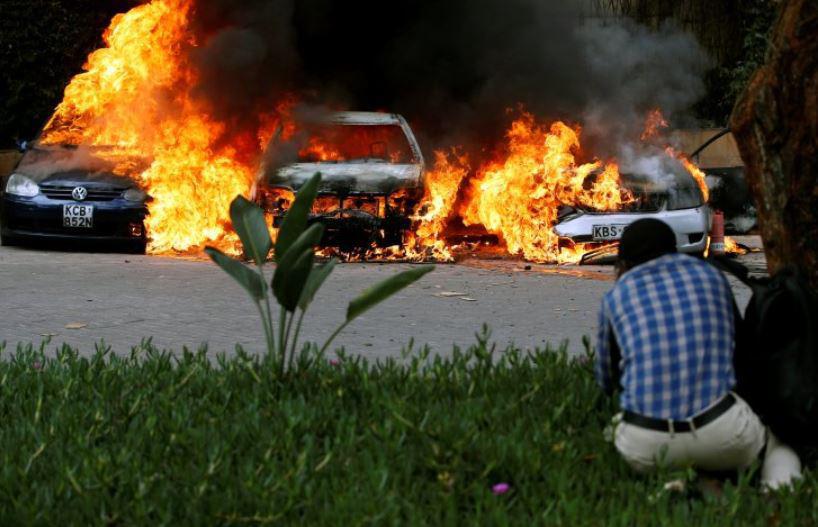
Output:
[5,174,39,197]
[123,188,147,202]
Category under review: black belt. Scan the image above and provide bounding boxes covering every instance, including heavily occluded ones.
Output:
[622,393,736,433]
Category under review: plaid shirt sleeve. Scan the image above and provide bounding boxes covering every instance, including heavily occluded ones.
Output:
[595,296,614,395]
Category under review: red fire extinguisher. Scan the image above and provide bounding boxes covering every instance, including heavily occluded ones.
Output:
[710,210,725,256]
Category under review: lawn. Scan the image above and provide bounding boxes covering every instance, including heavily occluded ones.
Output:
[0,331,812,525]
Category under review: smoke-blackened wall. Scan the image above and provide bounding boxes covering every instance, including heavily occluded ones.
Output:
[189,0,709,159]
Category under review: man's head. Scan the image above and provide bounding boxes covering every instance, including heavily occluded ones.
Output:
[616,219,677,277]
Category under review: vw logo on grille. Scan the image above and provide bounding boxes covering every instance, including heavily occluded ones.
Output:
[71,187,88,201]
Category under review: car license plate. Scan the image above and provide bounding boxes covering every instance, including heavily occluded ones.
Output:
[63,204,94,228]
[592,224,626,241]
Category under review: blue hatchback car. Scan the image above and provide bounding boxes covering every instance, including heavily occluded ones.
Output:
[1,144,149,253]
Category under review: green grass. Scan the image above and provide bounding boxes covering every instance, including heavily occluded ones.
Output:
[0,331,813,525]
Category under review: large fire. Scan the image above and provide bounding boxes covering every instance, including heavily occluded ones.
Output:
[39,0,721,263]
[40,0,257,254]
[458,115,633,263]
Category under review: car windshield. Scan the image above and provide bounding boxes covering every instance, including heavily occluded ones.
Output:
[297,124,416,164]
[617,174,665,212]
[620,173,704,211]
[577,171,704,213]
[661,172,705,210]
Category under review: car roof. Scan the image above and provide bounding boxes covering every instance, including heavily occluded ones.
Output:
[328,111,403,126]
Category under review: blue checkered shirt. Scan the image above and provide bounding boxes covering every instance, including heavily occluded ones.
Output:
[595,253,736,420]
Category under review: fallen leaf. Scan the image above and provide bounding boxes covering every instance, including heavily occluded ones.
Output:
[551,441,566,453]
[582,454,597,463]
[65,322,88,330]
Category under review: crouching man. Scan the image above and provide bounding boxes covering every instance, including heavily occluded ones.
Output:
[596,219,800,487]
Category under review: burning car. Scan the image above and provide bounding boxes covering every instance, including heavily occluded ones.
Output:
[0,145,149,253]
[256,111,424,250]
[553,167,709,256]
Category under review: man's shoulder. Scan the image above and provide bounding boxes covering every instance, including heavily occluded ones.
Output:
[609,253,724,290]
[662,254,727,283]
[629,253,716,277]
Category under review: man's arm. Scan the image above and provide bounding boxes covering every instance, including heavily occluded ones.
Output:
[595,300,616,396]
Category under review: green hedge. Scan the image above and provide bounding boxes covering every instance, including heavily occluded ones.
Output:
[0,334,813,525]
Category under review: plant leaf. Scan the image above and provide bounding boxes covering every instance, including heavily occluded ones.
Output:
[205,247,265,302]
[346,266,434,322]
[229,195,271,266]
[275,172,321,261]
[272,224,324,311]
[298,258,338,310]
[274,248,314,312]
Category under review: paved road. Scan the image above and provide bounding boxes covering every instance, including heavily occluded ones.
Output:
[0,240,763,359]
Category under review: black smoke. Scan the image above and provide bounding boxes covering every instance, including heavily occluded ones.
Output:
[188,0,709,160]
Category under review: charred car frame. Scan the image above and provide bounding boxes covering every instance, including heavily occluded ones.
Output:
[255,112,425,251]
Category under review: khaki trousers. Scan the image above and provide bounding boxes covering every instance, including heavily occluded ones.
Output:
[614,393,765,473]
[613,393,802,488]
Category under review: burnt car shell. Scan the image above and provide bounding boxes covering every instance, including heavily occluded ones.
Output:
[1,146,148,253]
[256,112,425,249]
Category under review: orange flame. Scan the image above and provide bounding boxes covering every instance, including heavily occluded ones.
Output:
[41,0,258,254]
[299,137,343,161]
[41,0,713,265]
[641,108,669,141]
[724,236,748,255]
[643,110,709,203]
[666,147,709,203]
[414,150,470,239]
[455,112,632,263]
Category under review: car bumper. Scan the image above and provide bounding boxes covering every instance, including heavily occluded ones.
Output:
[553,207,710,254]
[1,194,148,243]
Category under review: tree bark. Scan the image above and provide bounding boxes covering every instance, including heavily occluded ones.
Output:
[730,0,818,288]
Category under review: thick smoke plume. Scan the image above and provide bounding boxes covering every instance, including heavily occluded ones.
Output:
[187,0,709,161]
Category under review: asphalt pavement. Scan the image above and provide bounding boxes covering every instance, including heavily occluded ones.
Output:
[0,238,763,359]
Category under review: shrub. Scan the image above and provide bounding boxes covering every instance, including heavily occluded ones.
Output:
[0,336,813,524]
[206,172,433,374]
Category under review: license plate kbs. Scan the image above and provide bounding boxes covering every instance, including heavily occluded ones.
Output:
[592,224,627,241]
[63,204,94,228]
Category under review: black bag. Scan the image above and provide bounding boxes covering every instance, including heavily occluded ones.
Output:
[712,256,818,448]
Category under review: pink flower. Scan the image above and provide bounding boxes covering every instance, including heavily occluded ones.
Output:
[32,361,42,371]
[492,483,510,495]
[329,359,340,367]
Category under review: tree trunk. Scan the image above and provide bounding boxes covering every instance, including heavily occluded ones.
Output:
[730,0,818,288]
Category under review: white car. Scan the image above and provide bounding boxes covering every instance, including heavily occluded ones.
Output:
[553,169,710,256]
